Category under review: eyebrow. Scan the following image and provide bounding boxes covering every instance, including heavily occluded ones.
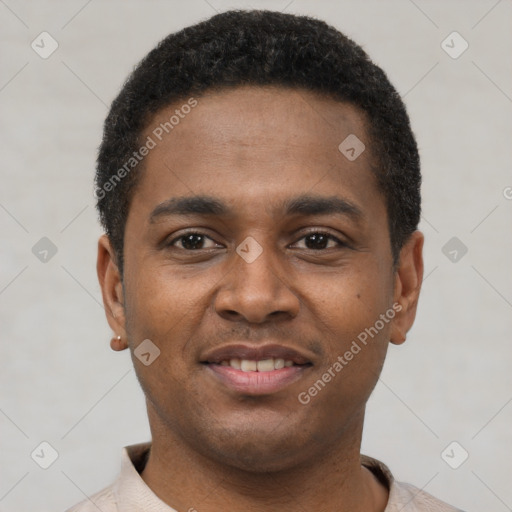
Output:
[282,195,363,222]
[150,196,227,222]
[149,194,364,223]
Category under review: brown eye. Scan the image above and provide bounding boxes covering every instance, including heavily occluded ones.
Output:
[179,234,205,250]
[171,233,219,250]
[294,232,343,250]
[305,233,329,249]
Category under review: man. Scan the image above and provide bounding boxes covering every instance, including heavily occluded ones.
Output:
[69,9,464,512]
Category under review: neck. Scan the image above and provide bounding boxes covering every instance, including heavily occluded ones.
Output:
[140,407,388,512]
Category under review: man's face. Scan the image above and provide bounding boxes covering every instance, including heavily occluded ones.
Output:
[107,86,410,472]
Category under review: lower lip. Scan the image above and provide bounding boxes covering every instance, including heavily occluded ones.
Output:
[206,364,307,395]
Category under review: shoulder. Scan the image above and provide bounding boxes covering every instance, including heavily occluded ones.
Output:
[388,480,465,512]
[361,455,464,512]
[64,484,117,512]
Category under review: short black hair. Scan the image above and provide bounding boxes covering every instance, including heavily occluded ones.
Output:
[96,9,420,274]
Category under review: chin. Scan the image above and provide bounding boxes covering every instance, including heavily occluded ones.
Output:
[210,440,306,474]
[193,420,316,474]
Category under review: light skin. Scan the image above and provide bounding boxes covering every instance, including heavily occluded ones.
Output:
[97,86,424,512]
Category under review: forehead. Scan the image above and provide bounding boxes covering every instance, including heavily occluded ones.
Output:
[131,86,382,221]
[145,86,370,160]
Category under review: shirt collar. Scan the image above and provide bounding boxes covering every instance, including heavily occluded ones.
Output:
[113,443,397,511]
[114,443,177,512]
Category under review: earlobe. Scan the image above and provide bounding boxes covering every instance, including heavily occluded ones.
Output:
[389,321,407,345]
[97,235,127,345]
[389,231,424,346]
[110,334,128,351]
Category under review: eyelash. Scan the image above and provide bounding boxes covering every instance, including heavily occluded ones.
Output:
[168,230,346,251]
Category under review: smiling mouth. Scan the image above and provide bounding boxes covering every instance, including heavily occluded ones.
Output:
[201,345,313,395]
[212,357,305,372]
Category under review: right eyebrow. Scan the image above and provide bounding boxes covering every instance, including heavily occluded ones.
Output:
[149,196,229,223]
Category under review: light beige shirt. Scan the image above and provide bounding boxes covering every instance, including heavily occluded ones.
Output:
[66,443,463,512]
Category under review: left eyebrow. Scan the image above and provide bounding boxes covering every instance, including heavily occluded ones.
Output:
[282,194,364,224]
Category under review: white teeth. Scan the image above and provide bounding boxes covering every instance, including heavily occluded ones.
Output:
[257,359,274,372]
[274,358,285,369]
[223,358,295,371]
[240,359,257,372]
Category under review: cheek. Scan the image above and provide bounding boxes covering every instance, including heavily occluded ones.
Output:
[306,261,393,335]
[122,269,205,405]
[122,265,222,393]
[124,264,211,334]
[302,262,392,391]
[326,291,393,345]
[299,296,390,426]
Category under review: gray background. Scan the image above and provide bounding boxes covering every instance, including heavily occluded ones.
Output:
[1,1,511,511]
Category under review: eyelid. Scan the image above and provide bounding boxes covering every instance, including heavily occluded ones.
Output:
[290,229,347,249]
[167,229,223,249]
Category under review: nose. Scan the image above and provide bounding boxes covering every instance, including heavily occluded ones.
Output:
[214,241,300,324]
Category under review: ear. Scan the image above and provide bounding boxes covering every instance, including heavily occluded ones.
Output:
[97,234,128,351]
[389,231,424,345]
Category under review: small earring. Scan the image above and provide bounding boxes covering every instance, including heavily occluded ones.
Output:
[110,334,126,351]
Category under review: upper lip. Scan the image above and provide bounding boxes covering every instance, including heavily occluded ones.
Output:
[201,343,313,365]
